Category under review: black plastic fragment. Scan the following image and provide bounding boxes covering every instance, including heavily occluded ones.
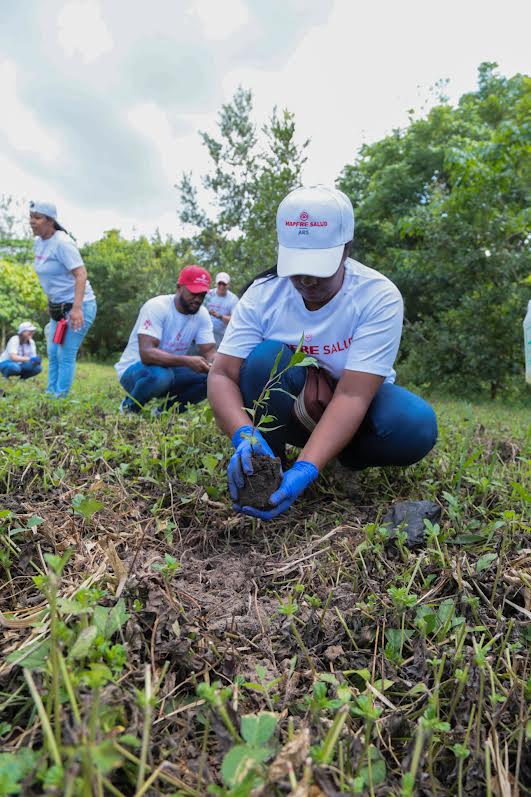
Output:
[383,500,442,547]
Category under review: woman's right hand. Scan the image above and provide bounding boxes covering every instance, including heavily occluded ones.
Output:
[227,425,275,501]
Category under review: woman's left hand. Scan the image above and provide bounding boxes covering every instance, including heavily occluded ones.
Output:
[68,307,84,331]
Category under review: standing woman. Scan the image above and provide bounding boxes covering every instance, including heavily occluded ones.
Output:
[29,201,97,397]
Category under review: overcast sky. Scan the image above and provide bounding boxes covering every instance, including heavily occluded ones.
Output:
[1,0,529,244]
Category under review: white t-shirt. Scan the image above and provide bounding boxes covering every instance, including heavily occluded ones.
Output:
[218,258,403,382]
[204,289,239,337]
[115,294,215,378]
[0,336,37,363]
[34,231,95,304]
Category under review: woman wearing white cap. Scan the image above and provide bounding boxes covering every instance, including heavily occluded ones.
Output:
[208,185,437,520]
[29,201,97,397]
[0,322,42,380]
[204,272,239,348]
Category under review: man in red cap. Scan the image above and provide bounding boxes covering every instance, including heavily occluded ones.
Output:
[115,265,216,413]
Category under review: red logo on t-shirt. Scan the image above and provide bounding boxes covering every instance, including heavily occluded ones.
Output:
[143,319,152,329]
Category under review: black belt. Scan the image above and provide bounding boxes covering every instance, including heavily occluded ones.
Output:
[48,302,73,321]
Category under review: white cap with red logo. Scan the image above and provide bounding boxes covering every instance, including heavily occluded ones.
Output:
[276,185,354,278]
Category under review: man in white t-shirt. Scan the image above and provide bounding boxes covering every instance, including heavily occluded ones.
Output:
[0,322,42,380]
[115,265,216,413]
[204,272,239,348]
[208,185,437,519]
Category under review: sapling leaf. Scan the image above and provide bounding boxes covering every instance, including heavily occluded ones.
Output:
[202,454,219,474]
[93,599,129,639]
[7,640,50,670]
[72,494,103,520]
[257,415,276,425]
[0,749,38,794]
[221,744,271,786]
[90,740,124,774]
[357,745,386,787]
[288,351,318,368]
[69,625,98,659]
[270,387,297,399]
[476,553,497,572]
[269,349,283,380]
[240,712,277,745]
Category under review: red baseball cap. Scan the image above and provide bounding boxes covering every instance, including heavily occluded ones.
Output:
[178,265,211,294]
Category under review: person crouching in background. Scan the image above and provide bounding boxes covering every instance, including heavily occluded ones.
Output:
[0,322,42,380]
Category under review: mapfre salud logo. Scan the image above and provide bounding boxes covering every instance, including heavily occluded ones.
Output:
[285,211,328,228]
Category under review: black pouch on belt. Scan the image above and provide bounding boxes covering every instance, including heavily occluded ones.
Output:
[48,302,73,321]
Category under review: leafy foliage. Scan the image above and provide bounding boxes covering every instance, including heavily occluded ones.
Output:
[178,87,309,291]
[0,260,47,349]
[81,229,190,357]
[338,63,530,397]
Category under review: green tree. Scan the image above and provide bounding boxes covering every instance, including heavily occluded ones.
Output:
[0,259,47,349]
[338,63,530,397]
[0,196,45,349]
[178,87,309,290]
[81,230,190,357]
[0,194,32,264]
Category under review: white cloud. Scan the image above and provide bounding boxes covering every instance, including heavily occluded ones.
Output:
[56,0,113,62]
[190,0,249,41]
[0,59,61,163]
[1,0,529,243]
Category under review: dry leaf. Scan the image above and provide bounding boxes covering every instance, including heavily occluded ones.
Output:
[268,727,310,783]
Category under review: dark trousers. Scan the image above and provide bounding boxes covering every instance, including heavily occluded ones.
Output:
[239,340,437,469]
[0,361,42,380]
[120,361,207,413]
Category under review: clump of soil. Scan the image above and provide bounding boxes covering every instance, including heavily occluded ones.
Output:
[238,454,282,510]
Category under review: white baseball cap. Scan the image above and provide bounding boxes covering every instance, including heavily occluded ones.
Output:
[276,185,355,278]
[216,272,231,284]
[29,200,58,219]
[29,200,68,233]
[18,322,37,335]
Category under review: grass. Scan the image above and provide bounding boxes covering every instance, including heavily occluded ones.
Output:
[0,361,529,796]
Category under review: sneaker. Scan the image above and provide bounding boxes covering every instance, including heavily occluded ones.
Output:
[119,398,136,414]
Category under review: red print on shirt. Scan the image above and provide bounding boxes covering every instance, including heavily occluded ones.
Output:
[287,336,353,356]
[143,319,153,330]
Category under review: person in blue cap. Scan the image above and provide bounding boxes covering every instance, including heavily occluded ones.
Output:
[30,201,97,397]
[208,185,438,520]
[0,322,42,380]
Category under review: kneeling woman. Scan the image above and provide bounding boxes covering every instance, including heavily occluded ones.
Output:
[0,322,42,380]
[207,186,437,520]
[30,201,97,397]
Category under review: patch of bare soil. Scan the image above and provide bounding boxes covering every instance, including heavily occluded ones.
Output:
[238,453,282,509]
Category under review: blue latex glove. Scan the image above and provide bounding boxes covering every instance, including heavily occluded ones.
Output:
[228,425,276,501]
[235,461,318,520]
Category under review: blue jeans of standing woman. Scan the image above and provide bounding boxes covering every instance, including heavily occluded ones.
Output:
[47,299,97,397]
[0,358,42,380]
[239,340,438,469]
[119,361,208,413]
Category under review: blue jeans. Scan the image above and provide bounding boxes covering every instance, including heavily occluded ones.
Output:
[0,360,42,380]
[47,299,97,397]
[239,340,438,469]
[120,361,208,412]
